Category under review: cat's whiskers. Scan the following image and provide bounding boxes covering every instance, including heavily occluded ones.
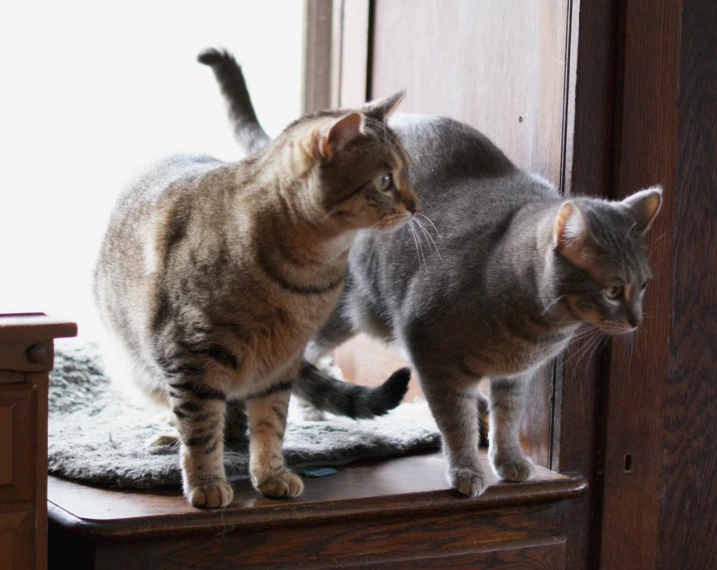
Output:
[417,213,442,239]
[583,333,608,378]
[651,232,667,244]
[566,325,600,344]
[413,216,443,262]
[408,220,425,266]
[564,329,603,370]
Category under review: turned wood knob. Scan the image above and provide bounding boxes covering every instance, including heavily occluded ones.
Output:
[26,343,48,364]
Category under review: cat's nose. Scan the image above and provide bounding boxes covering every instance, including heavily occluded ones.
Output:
[406,201,419,215]
[628,315,641,328]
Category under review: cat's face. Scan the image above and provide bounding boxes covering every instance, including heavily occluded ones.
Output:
[287,92,418,233]
[552,187,662,334]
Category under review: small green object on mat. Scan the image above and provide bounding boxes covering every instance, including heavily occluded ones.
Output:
[297,467,338,478]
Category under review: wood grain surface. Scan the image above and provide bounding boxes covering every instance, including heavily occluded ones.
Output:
[597,0,680,567]
[48,452,584,569]
[657,0,717,567]
[48,453,585,535]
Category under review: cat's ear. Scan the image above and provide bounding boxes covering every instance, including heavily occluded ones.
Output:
[319,112,365,159]
[553,201,593,266]
[361,90,407,122]
[621,186,662,234]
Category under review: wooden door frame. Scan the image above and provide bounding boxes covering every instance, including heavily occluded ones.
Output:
[302,0,372,113]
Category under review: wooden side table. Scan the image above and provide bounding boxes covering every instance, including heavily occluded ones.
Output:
[0,314,77,570]
[48,454,586,569]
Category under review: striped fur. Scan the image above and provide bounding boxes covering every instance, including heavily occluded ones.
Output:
[93,58,417,508]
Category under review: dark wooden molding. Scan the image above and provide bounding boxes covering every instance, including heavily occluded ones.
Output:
[0,313,76,570]
[598,0,681,568]
[0,314,77,343]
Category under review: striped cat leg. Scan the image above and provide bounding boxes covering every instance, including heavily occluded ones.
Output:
[246,385,304,498]
[421,378,486,497]
[488,375,535,482]
[169,380,233,508]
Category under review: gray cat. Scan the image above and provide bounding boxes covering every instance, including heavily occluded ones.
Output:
[202,49,662,497]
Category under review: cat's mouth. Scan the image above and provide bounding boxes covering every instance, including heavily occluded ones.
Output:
[378,211,411,230]
[597,322,637,335]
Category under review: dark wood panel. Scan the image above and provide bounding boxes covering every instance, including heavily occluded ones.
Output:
[0,404,12,485]
[0,507,34,570]
[657,0,717,567]
[341,539,566,569]
[598,0,681,568]
[0,315,74,570]
[0,384,36,503]
[90,506,562,570]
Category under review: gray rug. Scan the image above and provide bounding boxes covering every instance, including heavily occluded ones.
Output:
[48,340,441,490]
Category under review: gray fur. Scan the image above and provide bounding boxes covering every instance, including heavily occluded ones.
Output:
[198,48,271,154]
[316,115,661,495]
[206,54,662,497]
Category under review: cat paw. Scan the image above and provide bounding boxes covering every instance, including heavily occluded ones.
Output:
[253,470,304,498]
[187,481,234,508]
[448,466,487,497]
[145,431,180,447]
[493,455,535,482]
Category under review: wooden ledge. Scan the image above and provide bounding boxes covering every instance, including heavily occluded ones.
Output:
[48,452,586,539]
[0,313,77,342]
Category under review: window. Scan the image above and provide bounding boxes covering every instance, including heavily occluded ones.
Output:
[0,1,303,341]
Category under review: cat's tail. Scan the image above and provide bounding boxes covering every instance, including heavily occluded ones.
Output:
[197,47,271,154]
[294,360,411,419]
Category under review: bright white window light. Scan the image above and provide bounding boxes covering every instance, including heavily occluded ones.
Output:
[0,1,303,341]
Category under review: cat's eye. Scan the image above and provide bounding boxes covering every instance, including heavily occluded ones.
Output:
[376,173,393,191]
[605,285,624,300]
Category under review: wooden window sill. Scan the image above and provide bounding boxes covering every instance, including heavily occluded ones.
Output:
[48,453,585,538]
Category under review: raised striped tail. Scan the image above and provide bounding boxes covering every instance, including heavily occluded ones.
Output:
[198,47,271,154]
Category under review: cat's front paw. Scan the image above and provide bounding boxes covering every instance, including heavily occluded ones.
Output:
[448,466,487,497]
[187,480,234,508]
[492,455,535,482]
[253,469,304,498]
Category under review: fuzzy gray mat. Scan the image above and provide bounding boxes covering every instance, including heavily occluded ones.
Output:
[48,340,441,490]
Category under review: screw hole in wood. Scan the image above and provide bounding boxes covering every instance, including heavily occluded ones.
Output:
[624,454,633,473]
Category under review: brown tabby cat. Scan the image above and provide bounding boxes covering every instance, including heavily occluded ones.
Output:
[93,63,417,507]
